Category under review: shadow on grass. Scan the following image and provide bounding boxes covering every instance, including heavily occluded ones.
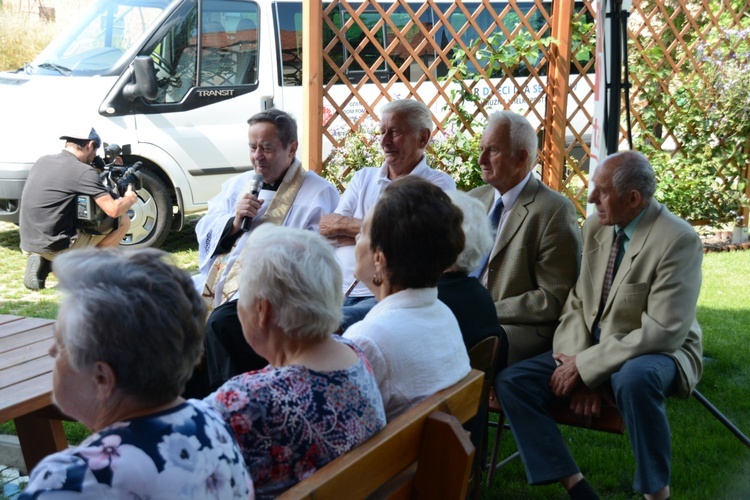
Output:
[0,214,202,253]
[0,223,21,252]
[161,214,201,253]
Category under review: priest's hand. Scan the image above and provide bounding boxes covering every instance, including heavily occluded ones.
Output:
[231,194,263,234]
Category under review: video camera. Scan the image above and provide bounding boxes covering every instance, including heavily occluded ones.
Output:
[100,143,143,195]
[77,143,143,234]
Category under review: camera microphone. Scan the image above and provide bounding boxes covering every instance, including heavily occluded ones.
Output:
[240,172,264,232]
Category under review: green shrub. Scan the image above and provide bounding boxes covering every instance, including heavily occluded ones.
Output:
[630,22,750,225]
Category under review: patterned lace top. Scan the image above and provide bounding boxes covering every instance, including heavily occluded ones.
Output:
[205,336,386,499]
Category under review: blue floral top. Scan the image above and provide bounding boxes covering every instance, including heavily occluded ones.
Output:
[20,399,253,499]
[205,336,386,499]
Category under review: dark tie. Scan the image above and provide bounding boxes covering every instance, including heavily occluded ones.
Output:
[469,198,504,278]
[600,229,626,308]
[489,198,504,233]
[593,229,625,340]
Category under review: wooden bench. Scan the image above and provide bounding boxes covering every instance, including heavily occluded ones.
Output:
[0,314,69,473]
[279,369,484,499]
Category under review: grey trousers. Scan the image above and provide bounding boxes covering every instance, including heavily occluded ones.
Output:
[497,350,677,494]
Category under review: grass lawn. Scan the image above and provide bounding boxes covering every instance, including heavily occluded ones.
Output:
[481,250,750,499]
[1,220,748,498]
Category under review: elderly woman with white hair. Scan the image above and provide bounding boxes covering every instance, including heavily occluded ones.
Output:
[21,248,253,499]
[439,190,503,352]
[204,224,386,499]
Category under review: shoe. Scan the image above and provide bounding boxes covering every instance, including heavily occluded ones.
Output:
[23,254,52,290]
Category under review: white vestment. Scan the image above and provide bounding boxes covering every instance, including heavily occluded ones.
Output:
[194,161,339,305]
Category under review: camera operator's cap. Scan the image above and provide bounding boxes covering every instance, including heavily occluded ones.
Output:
[59,126,101,149]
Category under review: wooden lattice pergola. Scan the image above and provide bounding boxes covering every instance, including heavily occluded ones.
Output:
[298,0,749,224]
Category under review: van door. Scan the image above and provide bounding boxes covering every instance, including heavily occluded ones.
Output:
[131,0,271,207]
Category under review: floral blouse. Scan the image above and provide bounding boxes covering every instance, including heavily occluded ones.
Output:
[205,337,386,499]
[20,400,253,499]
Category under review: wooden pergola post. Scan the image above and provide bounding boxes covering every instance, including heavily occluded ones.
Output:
[302,1,323,174]
[542,0,574,191]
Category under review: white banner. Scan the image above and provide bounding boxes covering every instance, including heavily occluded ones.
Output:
[588,0,609,216]
[588,0,633,216]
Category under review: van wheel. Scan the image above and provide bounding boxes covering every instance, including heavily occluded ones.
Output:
[120,170,173,249]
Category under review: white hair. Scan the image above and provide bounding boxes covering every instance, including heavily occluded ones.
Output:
[381,99,434,133]
[486,110,538,171]
[448,191,494,272]
[239,224,342,341]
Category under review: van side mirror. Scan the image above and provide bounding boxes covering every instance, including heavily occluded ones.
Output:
[123,56,158,102]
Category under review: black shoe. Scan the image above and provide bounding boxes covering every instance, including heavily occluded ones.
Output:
[23,254,52,290]
[567,478,599,500]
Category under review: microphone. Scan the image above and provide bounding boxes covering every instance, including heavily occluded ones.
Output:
[240,172,264,232]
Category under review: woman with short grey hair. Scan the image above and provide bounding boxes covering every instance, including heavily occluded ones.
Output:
[206,224,386,499]
[438,190,502,352]
[237,225,342,342]
[22,248,253,499]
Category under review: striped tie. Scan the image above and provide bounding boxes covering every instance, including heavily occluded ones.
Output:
[592,229,625,340]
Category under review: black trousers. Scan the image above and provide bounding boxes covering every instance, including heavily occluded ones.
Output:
[183,300,267,398]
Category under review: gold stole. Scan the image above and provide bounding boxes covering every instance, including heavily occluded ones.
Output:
[201,160,307,311]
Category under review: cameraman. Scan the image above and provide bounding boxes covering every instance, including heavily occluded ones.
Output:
[19,127,138,290]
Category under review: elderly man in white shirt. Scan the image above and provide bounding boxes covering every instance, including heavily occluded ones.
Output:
[319,99,455,330]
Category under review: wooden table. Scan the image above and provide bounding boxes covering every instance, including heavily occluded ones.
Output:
[0,314,68,472]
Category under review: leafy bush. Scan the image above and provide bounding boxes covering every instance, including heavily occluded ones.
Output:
[323,119,384,190]
[631,24,750,225]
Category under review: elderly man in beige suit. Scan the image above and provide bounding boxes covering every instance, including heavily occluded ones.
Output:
[497,151,703,500]
[469,110,581,371]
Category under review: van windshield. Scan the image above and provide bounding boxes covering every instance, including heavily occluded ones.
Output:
[28,0,170,76]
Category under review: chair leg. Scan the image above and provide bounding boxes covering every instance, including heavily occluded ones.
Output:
[486,413,505,488]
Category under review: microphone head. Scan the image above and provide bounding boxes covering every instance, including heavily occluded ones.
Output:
[248,172,264,196]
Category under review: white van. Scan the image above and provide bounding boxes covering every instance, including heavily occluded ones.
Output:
[0,0,592,247]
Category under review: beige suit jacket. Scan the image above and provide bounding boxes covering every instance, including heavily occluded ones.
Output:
[470,177,581,365]
[553,199,703,397]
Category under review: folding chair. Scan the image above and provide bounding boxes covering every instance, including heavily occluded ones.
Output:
[485,386,625,488]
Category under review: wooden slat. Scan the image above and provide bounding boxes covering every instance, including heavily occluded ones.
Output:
[0,327,55,353]
[413,411,474,499]
[1,373,55,422]
[302,0,323,173]
[0,315,23,325]
[278,369,482,499]
[0,317,54,339]
[0,355,54,391]
[0,336,55,368]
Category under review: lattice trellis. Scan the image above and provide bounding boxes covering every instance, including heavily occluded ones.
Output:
[316,0,748,222]
[319,0,596,204]
[627,0,750,224]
